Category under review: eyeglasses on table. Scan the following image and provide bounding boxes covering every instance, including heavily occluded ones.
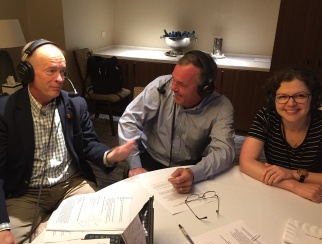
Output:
[185,190,219,220]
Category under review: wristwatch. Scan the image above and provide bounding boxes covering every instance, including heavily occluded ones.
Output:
[297,169,308,183]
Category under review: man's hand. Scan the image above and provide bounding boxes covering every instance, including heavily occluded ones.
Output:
[106,140,136,163]
[168,168,194,193]
[0,230,18,244]
[129,167,148,177]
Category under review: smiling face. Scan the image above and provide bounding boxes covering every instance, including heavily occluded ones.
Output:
[28,44,66,107]
[275,79,312,124]
[171,63,202,108]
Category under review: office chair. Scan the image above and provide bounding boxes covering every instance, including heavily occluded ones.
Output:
[73,48,131,136]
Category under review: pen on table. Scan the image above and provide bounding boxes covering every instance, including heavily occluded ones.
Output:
[178,224,195,244]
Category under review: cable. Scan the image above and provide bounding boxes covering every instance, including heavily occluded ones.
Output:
[27,102,57,243]
[169,103,176,167]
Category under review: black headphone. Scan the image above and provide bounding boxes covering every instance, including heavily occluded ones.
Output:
[185,50,216,97]
[17,39,58,84]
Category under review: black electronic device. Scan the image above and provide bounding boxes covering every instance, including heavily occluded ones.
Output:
[16,39,58,84]
[84,196,154,244]
[157,77,172,94]
[185,50,216,97]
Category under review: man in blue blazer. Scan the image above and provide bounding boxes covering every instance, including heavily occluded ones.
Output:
[0,40,134,244]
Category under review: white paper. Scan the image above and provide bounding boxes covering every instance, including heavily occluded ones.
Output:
[33,230,115,243]
[137,167,216,215]
[283,218,322,244]
[47,191,132,231]
[184,220,267,244]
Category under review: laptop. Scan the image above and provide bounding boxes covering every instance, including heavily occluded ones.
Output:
[84,196,154,244]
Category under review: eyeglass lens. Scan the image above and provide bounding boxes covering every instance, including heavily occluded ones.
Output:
[185,191,219,220]
[275,93,310,104]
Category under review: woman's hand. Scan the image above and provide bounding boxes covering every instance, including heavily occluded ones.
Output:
[292,181,322,203]
[262,163,294,185]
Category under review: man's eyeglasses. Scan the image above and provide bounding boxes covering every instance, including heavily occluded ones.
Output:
[185,191,219,220]
[275,93,311,104]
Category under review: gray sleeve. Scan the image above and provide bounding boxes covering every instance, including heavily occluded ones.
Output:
[190,97,235,182]
[118,76,170,169]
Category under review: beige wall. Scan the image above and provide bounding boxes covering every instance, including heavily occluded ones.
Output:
[63,0,114,50]
[1,0,280,86]
[62,0,114,91]
[0,0,28,81]
[113,0,280,56]
[25,0,65,48]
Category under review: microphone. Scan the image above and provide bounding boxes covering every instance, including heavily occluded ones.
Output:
[65,77,79,97]
[157,77,172,94]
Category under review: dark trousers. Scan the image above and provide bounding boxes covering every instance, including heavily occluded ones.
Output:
[140,150,167,171]
[140,150,200,171]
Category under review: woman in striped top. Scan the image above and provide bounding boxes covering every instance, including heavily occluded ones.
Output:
[239,67,322,203]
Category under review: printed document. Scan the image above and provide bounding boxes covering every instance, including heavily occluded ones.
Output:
[137,167,215,215]
[46,191,132,231]
[183,220,267,244]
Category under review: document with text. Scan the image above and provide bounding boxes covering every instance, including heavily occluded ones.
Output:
[137,167,215,215]
[183,220,267,244]
[46,191,132,231]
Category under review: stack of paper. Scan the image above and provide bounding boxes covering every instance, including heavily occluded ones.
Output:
[47,191,132,231]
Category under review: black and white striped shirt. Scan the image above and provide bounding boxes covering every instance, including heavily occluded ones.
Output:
[248,107,322,172]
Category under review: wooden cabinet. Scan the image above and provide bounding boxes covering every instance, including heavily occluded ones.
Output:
[216,68,269,132]
[118,59,175,99]
[270,0,322,79]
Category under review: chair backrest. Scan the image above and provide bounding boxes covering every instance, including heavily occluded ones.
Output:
[73,48,91,97]
[133,86,145,99]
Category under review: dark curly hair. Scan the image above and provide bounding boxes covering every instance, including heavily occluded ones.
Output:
[265,66,322,111]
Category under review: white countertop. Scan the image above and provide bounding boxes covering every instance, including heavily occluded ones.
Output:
[93,45,271,72]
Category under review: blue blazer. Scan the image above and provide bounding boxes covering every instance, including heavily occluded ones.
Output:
[0,87,110,223]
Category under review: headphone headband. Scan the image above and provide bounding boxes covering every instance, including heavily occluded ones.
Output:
[21,39,57,60]
[185,50,214,81]
[17,39,59,84]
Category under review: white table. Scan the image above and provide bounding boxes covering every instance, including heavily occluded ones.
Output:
[33,166,322,243]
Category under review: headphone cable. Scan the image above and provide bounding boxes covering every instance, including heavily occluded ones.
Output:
[27,102,56,243]
[169,103,176,167]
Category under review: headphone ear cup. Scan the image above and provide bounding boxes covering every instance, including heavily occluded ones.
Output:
[185,50,216,97]
[16,39,57,85]
[198,80,215,97]
[17,61,34,84]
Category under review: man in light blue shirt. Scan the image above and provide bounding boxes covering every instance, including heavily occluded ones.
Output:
[118,50,235,193]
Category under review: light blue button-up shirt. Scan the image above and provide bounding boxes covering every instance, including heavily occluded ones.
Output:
[118,75,235,182]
